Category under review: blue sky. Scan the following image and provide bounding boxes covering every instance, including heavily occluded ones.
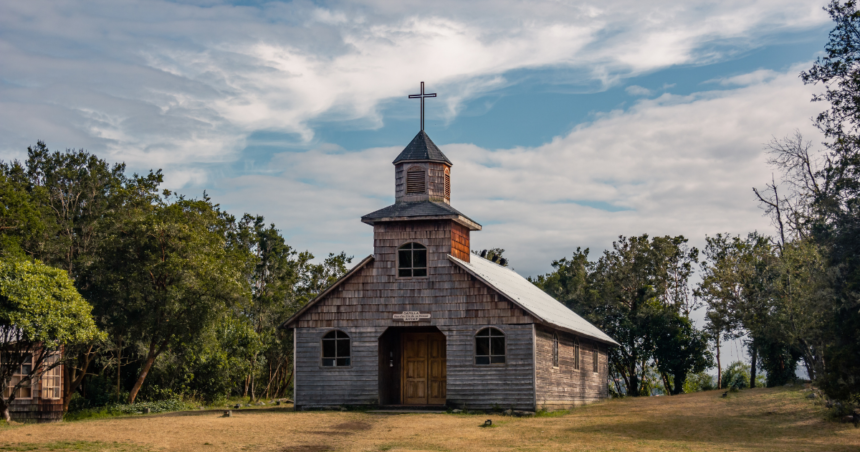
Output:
[0,1,835,365]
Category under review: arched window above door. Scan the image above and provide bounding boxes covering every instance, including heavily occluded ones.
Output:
[398,243,427,277]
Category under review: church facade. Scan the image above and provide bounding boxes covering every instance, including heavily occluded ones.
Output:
[282,131,617,411]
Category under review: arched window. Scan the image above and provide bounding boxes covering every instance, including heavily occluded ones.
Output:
[321,330,350,367]
[444,168,450,199]
[475,328,505,365]
[406,167,426,194]
[398,243,427,277]
[552,333,559,368]
[573,338,580,370]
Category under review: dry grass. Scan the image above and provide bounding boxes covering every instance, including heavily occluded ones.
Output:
[1,387,858,451]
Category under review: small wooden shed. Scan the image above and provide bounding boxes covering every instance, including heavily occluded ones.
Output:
[281,131,618,411]
[4,349,64,422]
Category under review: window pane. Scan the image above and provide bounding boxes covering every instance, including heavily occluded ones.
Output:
[413,243,426,250]
[322,339,336,358]
[337,358,351,367]
[413,268,427,277]
[399,250,412,268]
[323,331,337,339]
[476,337,490,356]
[489,328,502,337]
[491,337,505,355]
[491,356,506,364]
[476,329,490,337]
[398,268,412,277]
[413,249,427,268]
[475,356,490,365]
[337,339,350,358]
[322,358,335,367]
[336,331,348,339]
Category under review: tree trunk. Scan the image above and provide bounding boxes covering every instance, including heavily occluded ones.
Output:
[716,336,722,390]
[116,338,123,400]
[128,340,163,404]
[63,345,95,412]
[1,398,11,423]
[750,344,757,389]
[660,372,672,396]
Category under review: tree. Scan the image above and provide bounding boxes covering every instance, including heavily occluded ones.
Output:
[0,259,103,422]
[0,163,44,259]
[800,0,860,400]
[84,194,250,403]
[653,313,712,395]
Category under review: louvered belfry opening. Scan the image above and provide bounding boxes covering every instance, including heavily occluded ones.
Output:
[406,167,426,194]
[444,169,450,200]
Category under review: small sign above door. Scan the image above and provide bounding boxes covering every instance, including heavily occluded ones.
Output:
[393,311,431,322]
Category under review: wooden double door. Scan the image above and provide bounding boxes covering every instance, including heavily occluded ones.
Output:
[402,332,447,405]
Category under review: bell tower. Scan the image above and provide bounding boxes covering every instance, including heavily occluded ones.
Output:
[393,131,452,204]
[361,82,480,273]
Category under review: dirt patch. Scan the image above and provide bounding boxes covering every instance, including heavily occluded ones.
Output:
[280,447,332,452]
[331,421,372,431]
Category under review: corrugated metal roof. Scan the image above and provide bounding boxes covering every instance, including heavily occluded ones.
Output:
[392,131,452,165]
[448,255,619,346]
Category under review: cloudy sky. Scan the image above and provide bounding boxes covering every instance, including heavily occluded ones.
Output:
[0,1,833,357]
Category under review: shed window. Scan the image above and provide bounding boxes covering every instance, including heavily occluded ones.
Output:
[3,353,33,399]
[406,167,426,194]
[593,344,599,373]
[398,243,427,277]
[573,338,580,370]
[41,353,61,400]
[475,328,505,365]
[321,330,351,367]
[552,333,559,368]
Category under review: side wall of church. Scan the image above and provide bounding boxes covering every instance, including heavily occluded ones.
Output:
[534,326,609,409]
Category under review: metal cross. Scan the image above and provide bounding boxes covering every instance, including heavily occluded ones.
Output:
[408,81,436,131]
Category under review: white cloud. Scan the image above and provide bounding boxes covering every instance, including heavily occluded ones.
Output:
[212,67,823,278]
[0,0,828,179]
[626,85,652,96]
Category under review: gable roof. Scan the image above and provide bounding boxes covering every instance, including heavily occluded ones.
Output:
[361,201,481,230]
[393,131,452,165]
[280,255,375,329]
[448,255,619,346]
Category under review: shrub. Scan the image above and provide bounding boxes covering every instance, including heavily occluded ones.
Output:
[721,361,751,390]
[683,372,716,393]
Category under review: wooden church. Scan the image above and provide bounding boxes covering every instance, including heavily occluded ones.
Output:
[282,85,618,411]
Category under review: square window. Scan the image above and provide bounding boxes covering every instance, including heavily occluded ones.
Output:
[337,358,351,367]
[475,356,490,365]
[491,356,505,364]
[413,268,427,277]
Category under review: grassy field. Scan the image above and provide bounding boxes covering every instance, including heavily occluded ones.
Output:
[0,386,858,451]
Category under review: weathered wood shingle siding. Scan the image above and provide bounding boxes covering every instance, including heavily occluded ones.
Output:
[444,324,535,410]
[294,327,382,407]
[534,326,609,408]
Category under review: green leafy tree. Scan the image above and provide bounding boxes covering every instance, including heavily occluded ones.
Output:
[0,163,44,258]
[84,194,250,403]
[653,313,712,395]
[0,259,103,421]
[799,0,860,400]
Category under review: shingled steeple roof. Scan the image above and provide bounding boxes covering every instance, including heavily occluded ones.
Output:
[392,131,452,165]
